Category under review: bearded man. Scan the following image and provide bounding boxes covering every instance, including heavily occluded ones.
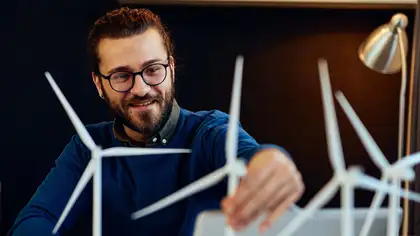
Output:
[9,6,304,236]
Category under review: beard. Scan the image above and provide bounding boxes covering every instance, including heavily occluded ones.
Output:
[102,81,175,138]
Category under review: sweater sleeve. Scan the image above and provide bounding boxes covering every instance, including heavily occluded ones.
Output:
[196,111,292,170]
[8,135,92,236]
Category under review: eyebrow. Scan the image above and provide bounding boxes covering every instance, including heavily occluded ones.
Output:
[106,58,166,75]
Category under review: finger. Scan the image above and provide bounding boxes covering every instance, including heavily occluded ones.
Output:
[261,180,304,232]
[222,174,273,231]
[221,178,247,214]
[228,164,276,213]
[265,172,303,210]
[222,196,249,232]
[221,196,235,215]
[265,180,296,214]
[260,191,301,233]
[230,170,292,230]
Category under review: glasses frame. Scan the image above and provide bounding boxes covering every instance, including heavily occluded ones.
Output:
[97,59,171,93]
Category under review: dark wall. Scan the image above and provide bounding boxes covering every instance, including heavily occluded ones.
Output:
[3,0,416,235]
[3,1,121,235]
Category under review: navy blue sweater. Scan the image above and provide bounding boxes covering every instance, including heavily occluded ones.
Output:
[9,108,288,236]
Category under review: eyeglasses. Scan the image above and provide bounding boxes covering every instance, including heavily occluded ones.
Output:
[98,62,170,93]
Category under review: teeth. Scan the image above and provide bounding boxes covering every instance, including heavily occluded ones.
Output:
[134,101,153,106]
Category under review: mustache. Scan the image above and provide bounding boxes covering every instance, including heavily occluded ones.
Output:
[124,95,163,107]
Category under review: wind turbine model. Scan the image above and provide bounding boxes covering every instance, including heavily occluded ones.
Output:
[130,55,247,236]
[44,72,192,236]
[335,91,420,236]
[276,58,420,236]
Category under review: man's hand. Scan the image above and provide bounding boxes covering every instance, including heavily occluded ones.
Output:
[221,148,304,233]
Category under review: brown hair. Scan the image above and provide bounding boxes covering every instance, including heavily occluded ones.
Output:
[87,7,174,74]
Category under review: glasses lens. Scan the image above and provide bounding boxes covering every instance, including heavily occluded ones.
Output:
[110,72,133,92]
[143,64,167,85]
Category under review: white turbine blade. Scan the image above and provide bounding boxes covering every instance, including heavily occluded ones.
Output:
[131,166,230,220]
[335,91,390,170]
[358,175,389,236]
[392,152,420,170]
[318,59,346,171]
[226,55,244,196]
[353,173,420,202]
[226,55,244,161]
[276,176,340,236]
[101,147,191,157]
[52,160,96,234]
[45,72,96,150]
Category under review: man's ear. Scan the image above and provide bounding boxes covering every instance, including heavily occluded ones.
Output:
[92,72,104,98]
[169,56,175,82]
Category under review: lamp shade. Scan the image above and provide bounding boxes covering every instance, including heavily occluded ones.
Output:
[358,13,409,74]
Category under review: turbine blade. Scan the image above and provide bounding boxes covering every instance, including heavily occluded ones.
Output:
[131,166,230,220]
[392,153,420,171]
[318,59,346,171]
[354,173,420,202]
[101,147,191,157]
[52,160,96,234]
[226,55,244,196]
[226,56,244,163]
[335,91,390,170]
[358,175,388,236]
[276,177,340,236]
[45,72,96,150]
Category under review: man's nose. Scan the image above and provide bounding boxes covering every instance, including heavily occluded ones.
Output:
[130,75,151,97]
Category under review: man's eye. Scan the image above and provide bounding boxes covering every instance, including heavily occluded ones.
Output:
[112,73,131,80]
[145,65,163,75]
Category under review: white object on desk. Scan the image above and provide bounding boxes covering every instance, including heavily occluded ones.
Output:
[193,208,400,236]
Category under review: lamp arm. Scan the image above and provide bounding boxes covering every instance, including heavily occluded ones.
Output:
[397,27,409,236]
[398,27,408,163]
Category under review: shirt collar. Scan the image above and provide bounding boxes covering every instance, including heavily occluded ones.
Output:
[113,100,180,147]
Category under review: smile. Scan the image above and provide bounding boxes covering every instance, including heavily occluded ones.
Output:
[128,100,157,111]
[131,100,154,107]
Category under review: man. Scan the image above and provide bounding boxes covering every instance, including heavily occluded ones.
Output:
[9,6,304,236]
